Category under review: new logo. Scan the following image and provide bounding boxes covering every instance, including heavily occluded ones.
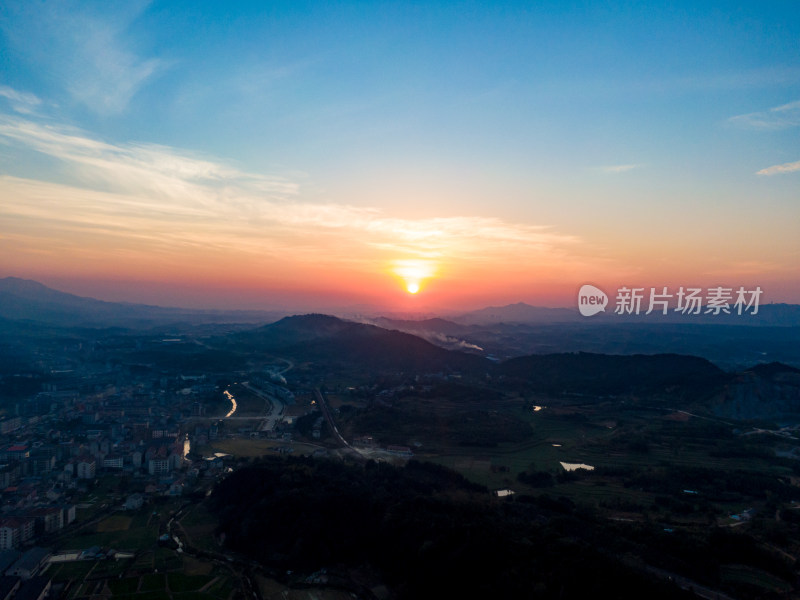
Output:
[578,284,608,317]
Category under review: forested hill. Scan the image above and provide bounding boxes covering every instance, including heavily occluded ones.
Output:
[210,456,696,600]
[225,314,489,372]
[496,352,727,395]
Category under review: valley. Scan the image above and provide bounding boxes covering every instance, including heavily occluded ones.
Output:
[1,280,800,599]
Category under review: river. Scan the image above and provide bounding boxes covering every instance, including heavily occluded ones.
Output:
[223,389,237,418]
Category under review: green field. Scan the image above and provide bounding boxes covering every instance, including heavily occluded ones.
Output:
[209,437,323,458]
[49,556,237,600]
[419,403,798,526]
[47,560,98,582]
[63,508,161,551]
[177,505,220,554]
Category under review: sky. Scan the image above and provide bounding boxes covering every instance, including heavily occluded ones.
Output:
[0,1,798,312]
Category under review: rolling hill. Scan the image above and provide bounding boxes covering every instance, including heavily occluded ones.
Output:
[496,351,728,396]
[0,277,285,327]
[227,314,490,373]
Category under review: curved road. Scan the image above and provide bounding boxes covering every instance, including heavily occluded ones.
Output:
[314,388,369,461]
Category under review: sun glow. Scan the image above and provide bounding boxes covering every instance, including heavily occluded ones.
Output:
[392,259,437,295]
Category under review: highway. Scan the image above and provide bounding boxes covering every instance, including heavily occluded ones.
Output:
[314,388,372,462]
[314,388,349,448]
[241,382,286,431]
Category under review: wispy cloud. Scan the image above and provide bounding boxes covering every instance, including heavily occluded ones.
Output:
[0,86,42,115]
[729,100,800,131]
[756,159,800,176]
[0,116,585,279]
[597,164,641,174]
[0,117,299,202]
[0,2,164,115]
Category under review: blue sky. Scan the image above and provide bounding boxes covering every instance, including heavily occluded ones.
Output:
[0,1,798,309]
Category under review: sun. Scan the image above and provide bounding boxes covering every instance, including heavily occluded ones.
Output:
[391,259,436,296]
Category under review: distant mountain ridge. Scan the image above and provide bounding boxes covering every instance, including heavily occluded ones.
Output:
[370,316,486,354]
[453,302,582,325]
[373,316,471,336]
[2,278,799,372]
[0,277,287,327]
[453,300,800,327]
[3,277,799,329]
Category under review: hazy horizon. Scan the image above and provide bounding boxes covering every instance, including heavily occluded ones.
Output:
[1,274,582,314]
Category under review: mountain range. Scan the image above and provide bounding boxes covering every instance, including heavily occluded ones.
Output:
[5,277,800,328]
[2,277,800,419]
[2,277,800,369]
[0,277,287,327]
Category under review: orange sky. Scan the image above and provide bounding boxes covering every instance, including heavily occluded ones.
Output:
[2,148,798,311]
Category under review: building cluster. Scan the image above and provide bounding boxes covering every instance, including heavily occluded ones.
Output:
[0,369,226,551]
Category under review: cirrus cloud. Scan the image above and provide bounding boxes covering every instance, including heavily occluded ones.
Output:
[596,164,641,174]
[0,86,42,115]
[0,115,591,284]
[0,1,164,115]
[756,159,800,176]
[729,100,800,131]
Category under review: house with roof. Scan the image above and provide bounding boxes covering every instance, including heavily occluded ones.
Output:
[29,507,62,534]
[167,479,185,496]
[148,457,171,476]
[0,522,20,551]
[0,447,28,463]
[61,505,76,526]
[0,519,34,551]
[8,547,50,579]
[76,457,96,480]
[386,445,413,457]
[123,494,144,511]
[0,465,19,490]
[102,454,124,470]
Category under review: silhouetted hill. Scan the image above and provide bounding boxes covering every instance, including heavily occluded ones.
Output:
[374,316,472,336]
[712,362,800,419]
[0,277,123,323]
[497,352,727,396]
[230,314,489,372]
[371,316,486,354]
[0,277,286,327]
[454,302,582,325]
[255,313,354,344]
[454,299,800,327]
[748,362,800,378]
